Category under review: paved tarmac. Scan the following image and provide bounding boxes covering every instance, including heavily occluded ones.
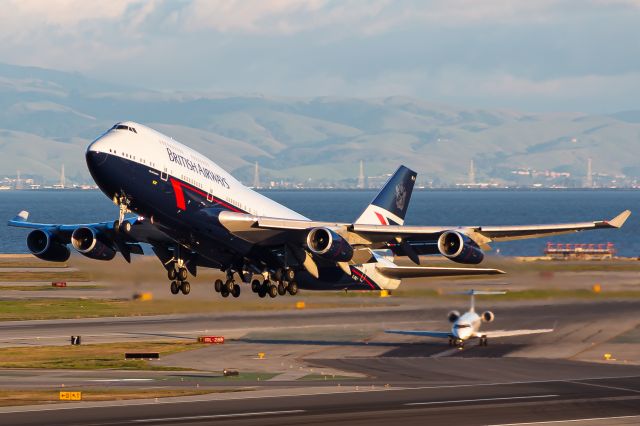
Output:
[1,300,640,424]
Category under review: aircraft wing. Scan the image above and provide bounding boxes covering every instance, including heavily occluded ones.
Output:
[385,330,451,339]
[218,210,630,247]
[478,329,554,338]
[7,210,173,261]
[351,209,631,244]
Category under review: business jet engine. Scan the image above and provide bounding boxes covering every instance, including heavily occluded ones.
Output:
[306,227,354,263]
[71,227,116,261]
[481,311,495,322]
[27,229,70,262]
[448,310,461,323]
[437,231,484,264]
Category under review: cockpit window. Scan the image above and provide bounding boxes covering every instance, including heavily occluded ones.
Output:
[112,124,137,133]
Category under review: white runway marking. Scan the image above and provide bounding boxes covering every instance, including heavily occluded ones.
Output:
[131,409,306,423]
[487,414,640,425]
[405,394,558,406]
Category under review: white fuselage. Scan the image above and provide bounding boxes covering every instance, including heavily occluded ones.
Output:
[88,121,307,221]
[452,311,481,341]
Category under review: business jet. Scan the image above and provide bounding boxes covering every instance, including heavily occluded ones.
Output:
[386,290,553,348]
[8,122,630,299]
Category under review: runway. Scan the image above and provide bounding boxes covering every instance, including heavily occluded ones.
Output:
[0,300,639,424]
[1,372,640,425]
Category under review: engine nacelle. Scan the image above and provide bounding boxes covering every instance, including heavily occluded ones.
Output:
[448,310,461,323]
[27,229,70,262]
[437,231,484,264]
[481,310,495,323]
[71,227,116,261]
[306,227,353,263]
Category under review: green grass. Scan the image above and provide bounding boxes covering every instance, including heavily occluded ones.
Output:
[0,298,382,322]
[0,388,236,407]
[0,341,201,370]
[297,374,353,381]
[393,288,640,300]
[0,285,100,291]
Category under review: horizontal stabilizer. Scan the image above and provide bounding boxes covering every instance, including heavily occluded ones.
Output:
[376,265,505,279]
[451,290,506,296]
[385,330,451,339]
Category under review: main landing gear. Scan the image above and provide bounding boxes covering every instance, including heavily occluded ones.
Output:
[478,336,488,347]
[212,268,299,300]
[213,271,241,298]
[168,264,190,295]
[251,268,298,299]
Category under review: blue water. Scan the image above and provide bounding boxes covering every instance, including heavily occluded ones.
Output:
[1,190,638,256]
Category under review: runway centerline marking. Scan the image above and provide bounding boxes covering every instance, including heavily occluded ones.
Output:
[405,394,558,406]
[565,380,640,395]
[486,414,640,425]
[131,409,306,423]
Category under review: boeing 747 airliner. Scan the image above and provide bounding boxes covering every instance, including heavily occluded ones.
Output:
[8,122,631,298]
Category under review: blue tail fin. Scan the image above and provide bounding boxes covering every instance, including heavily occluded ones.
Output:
[355,165,417,225]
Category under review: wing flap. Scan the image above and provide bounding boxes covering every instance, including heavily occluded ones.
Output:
[481,329,554,338]
[376,265,505,279]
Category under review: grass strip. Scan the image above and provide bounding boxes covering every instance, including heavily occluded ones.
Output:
[0,341,201,370]
[0,388,236,407]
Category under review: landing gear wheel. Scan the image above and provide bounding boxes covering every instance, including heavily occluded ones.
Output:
[225,279,235,292]
[258,287,267,298]
[268,285,278,298]
[178,268,188,282]
[221,288,230,298]
[287,281,298,295]
[168,268,177,281]
[479,337,488,347]
[170,281,179,295]
[251,280,261,293]
[285,268,296,282]
[277,283,286,296]
[214,279,223,293]
[231,284,241,298]
[180,281,191,295]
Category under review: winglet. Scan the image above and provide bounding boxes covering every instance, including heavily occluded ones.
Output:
[608,210,631,228]
[12,210,29,222]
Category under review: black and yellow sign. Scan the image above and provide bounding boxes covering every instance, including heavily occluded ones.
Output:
[59,391,82,401]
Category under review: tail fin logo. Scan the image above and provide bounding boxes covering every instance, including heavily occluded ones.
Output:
[395,183,407,211]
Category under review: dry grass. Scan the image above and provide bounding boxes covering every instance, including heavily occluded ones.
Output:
[0,389,231,407]
[0,341,201,370]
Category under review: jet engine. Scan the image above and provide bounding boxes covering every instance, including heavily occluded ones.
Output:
[71,227,116,261]
[447,310,461,323]
[481,311,495,323]
[437,231,484,264]
[27,229,70,262]
[306,227,353,263]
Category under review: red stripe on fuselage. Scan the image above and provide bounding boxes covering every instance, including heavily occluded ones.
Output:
[351,267,377,290]
[170,177,242,212]
[170,178,186,210]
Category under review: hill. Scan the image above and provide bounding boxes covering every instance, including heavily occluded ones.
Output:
[0,62,637,186]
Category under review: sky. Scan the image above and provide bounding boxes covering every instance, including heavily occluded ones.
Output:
[1,0,639,113]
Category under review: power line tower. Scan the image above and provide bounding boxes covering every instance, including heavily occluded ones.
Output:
[15,169,23,190]
[468,159,476,185]
[60,164,66,189]
[586,158,593,188]
[253,161,260,189]
[357,160,365,189]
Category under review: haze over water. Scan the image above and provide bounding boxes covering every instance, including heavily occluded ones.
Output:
[1,190,638,257]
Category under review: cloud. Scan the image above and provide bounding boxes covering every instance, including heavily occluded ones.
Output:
[0,0,639,112]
